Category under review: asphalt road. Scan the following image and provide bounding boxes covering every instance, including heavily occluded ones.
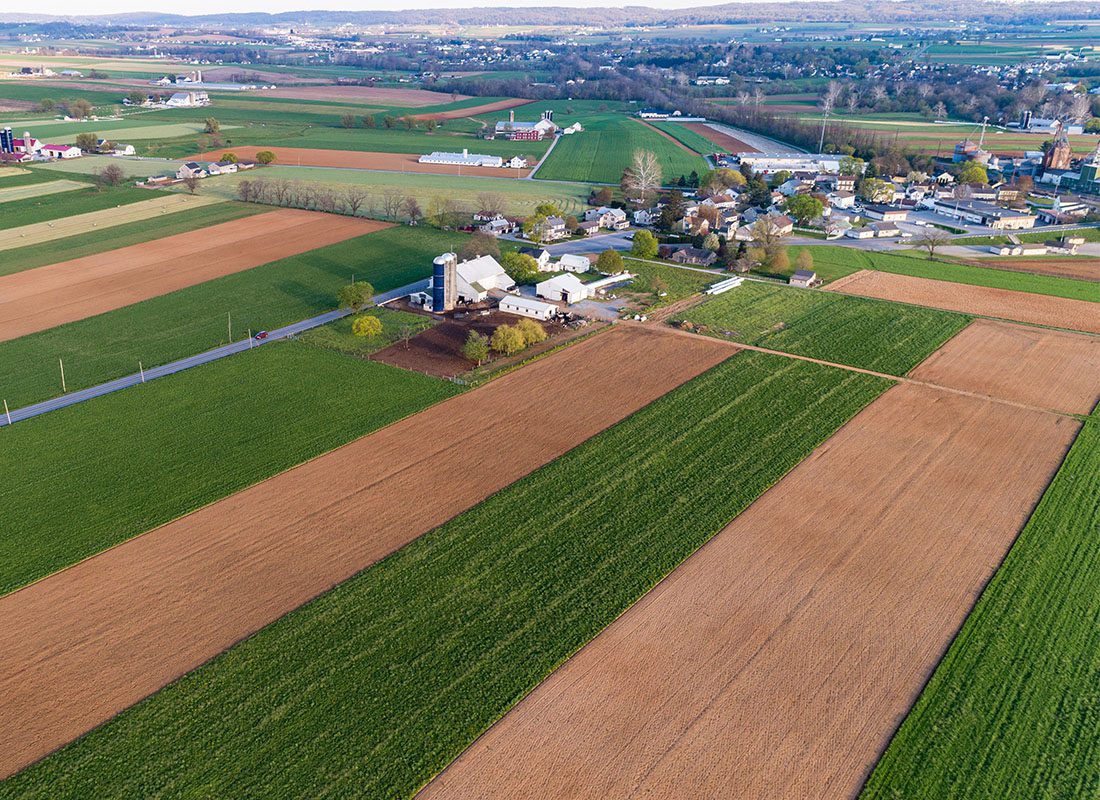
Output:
[1,280,429,428]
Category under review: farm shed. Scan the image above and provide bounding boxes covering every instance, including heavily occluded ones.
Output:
[557,254,591,273]
[537,274,588,304]
[499,295,557,320]
[789,270,818,288]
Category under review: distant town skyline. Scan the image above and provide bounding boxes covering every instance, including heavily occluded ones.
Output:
[76,0,755,16]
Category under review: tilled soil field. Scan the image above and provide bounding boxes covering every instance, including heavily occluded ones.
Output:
[420,382,1080,800]
[909,318,1100,415]
[681,122,761,152]
[958,257,1100,283]
[0,209,387,342]
[189,146,532,177]
[0,326,732,780]
[827,269,1100,334]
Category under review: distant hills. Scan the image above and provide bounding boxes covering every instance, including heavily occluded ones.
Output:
[0,1,1098,28]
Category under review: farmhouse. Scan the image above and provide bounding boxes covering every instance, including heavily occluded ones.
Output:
[536,273,588,304]
[177,162,208,179]
[584,206,629,230]
[421,252,517,310]
[520,248,552,270]
[499,295,556,320]
[419,149,505,168]
[207,161,238,175]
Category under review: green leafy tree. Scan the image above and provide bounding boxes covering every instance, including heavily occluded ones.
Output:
[126,89,146,105]
[522,214,549,243]
[839,155,865,176]
[785,194,825,226]
[957,161,989,185]
[858,177,894,203]
[630,229,659,259]
[515,318,547,346]
[203,117,220,134]
[352,314,383,337]
[74,132,98,152]
[596,249,624,274]
[462,331,490,365]
[500,251,540,284]
[794,249,814,273]
[702,232,720,252]
[491,324,526,356]
[534,202,563,218]
[255,150,276,164]
[592,186,613,205]
[459,232,501,262]
[220,151,239,163]
[336,280,375,312]
[340,114,355,128]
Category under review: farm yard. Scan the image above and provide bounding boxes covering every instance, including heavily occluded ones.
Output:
[0,347,889,798]
[0,210,387,342]
[827,270,1100,335]
[0,326,733,781]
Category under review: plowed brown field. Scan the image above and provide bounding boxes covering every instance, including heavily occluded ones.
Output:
[254,85,469,105]
[681,122,760,152]
[189,146,531,177]
[0,326,732,780]
[910,319,1100,415]
[0,209,386,342]
[827,269,1100,334]
[420,382,1080,800]
[414,97,529,121]
[959,257,1100,282]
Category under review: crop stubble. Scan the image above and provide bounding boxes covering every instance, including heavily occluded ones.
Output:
[0,326,731,780]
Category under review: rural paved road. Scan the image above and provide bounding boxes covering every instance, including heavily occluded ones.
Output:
[0,280,429,428]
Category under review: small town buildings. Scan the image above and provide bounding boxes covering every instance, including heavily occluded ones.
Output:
[584,206,629,230]
[556,253,591,273]
[499,295,556,320]
[419,149,504,168]
[577,220,601,236]
[861,203,908,222]
[789,269,818,288]
[932,199,1037,230]
[536,273,587,304]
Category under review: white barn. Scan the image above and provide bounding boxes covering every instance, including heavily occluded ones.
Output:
[536,273,588,304]
[556,253,591,273]
[499,295,556,320]
[451,255,515,303]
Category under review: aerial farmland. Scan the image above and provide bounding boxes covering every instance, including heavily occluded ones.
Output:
[0,4,1099,799]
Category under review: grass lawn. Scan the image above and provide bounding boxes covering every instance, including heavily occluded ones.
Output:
[954,228,1100,246]
[31,154,190,178]
[298,307,434,357]
[536,113,707,185]
[683,280,971,375]
[0,342,456,596]
[0,352,889,799]
[802,246,1100,302]
[625,258,718,307]
[861,417,1100,800]
[0,226,469,408]
[0,182,162,230]
[0,200,265,278]
[0,178,86,204]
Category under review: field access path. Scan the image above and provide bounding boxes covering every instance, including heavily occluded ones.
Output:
[0,210,388,343]
[420,319,1098,800]
[0,326,732,780]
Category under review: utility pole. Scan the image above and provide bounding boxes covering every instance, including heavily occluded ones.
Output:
[59,358,67,393]
[818,107,829,153]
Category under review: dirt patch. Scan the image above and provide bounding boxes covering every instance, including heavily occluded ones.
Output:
[419,381,1079,800]
[0,99,35,112]
[0,326,732,780]
[189,146,532,177]
[910,318,1100,415]
[254,85,469,106]
[413,97,530,121]
[681,122,760,153]
[0,210,387,342]
[827,269,1100,335]
[957,257,1100,283]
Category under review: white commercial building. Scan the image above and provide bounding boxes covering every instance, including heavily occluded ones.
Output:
[499,295,556,320]
[536,273,588,304]
[733,153,844,175]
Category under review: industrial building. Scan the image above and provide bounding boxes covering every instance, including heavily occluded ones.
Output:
[726,153,845,175]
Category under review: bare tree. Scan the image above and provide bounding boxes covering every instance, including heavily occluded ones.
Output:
[272,179,290,207]
[236,179,253,202]
[623,149,661,207]
[1069,93,1091,124]
[182,175,200,195]
[344,187,368,217]
[403,196,422,225]
[476,191,506,217]
[912,228,952,260]
[381,187,405,220]
[821,81,841,115]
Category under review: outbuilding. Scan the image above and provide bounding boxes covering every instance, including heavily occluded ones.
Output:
[499,295,557,320]
[789,269,818,288]
[536,273,587,304]
[556,253,591,273]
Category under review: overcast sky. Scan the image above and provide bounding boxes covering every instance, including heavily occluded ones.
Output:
[96,0,738,15]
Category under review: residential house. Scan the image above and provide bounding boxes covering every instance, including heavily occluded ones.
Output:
[207,161,238,175]
[577,220,601,236]
[828,190,856,209]
[519,247,552,270]
[870,221,901,237]
[844,226,876,239]
[177,162,207,179]
[633,206,661,226]
[584,206,629,230]
[668,247,717,266]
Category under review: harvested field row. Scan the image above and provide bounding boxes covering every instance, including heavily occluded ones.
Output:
[682,121,761,152]
[252,85,469,105]
[188,146,532,177]
[422,382,1080,800]
[0,193,222,252]
[0,326,731,781]
[0,348,887,798]
[0,179,86,204]
[827,269,1100,334]
[957,256,1100,283]
[0,209,388,342]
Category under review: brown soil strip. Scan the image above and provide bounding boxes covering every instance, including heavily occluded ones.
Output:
[681,122,760,153]
[419,381,1080,800]
[909,318,1100,415]
[413,97,529,121]
[826,269,1100,334]
[252,85,470,105]
[0,209,388,343]
[189,146,532,177]
[634,119,699,155]
[956,257,1100,283]
[0,325,732,780]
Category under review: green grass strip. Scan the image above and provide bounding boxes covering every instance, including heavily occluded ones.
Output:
[0,184,161,230]
[861,416,1100,799]
[0,352,889,799]
[684,280,970,375]
[0,341,457,596]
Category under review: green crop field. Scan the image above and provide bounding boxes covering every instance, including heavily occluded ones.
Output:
[861,417,1100,799]
[647,121,724,154]
[0,226,469,408]
[0,352,889,799]
[0,341,456,596]
[0,200,265,278]
[0,178,85,203]
[803,247,1100,303]
[0,182,159,230]
[535,113,707,185]
[684,280,970,375]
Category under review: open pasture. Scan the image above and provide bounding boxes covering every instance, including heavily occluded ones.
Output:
[0,347,886,799]
[0,178,85,204]
[188,146,532,177]
[684,279,970,375]
[827,270,1100,334]
[0,326,731,781]
[0,209,387,342]
[423,380,1080,800]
